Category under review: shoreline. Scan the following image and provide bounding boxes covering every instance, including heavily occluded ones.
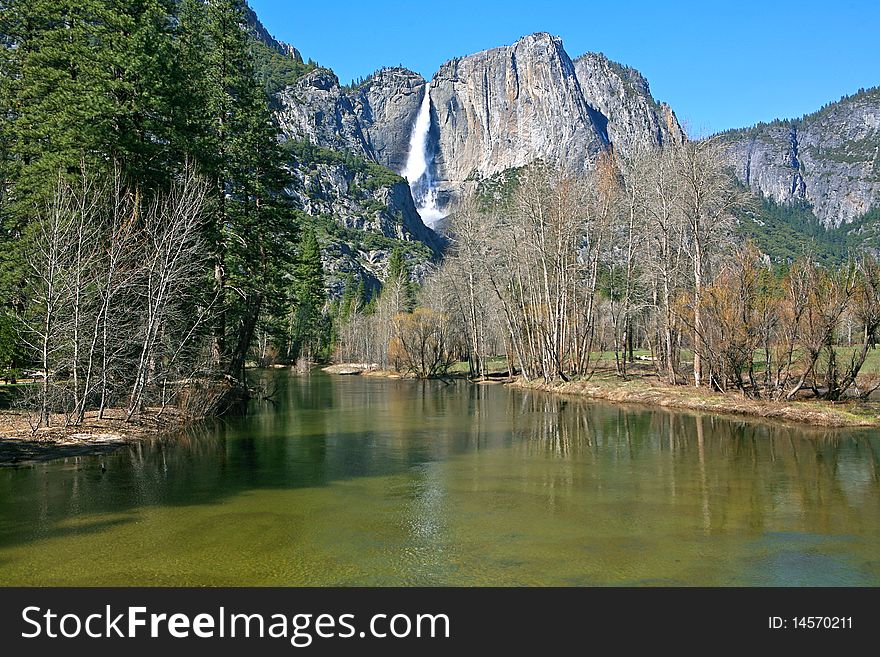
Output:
[320,363,510,382]
[0,409,183,467]
[325,363,880,429]
[511,376,880,429]
[6,364,877,466]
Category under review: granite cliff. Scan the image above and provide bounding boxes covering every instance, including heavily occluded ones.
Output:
[274,32,685,215]
[253,5,880,253]
[427,33,606,197]
[717,87,880,228]
[573,52,685,159]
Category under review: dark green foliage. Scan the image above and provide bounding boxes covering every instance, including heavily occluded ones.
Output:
[836,206,880,252]
[337,274,361,320]
[385,246,417,313]
[734,194,844,265]
[597,263,628,302]
[339,66,408,93]
[288,228,329,361]
[296,229,326,319]
[0,307,23,382]
[472,166,525,212]
[301,209,433,263]
[284,140,406,190]
[734,190,880,267]
[250,39,316,96]
[195,0,297,377]
[1,0,180,212]
[0,0,308,383]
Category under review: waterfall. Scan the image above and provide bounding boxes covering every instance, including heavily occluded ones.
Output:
[402,85,445,227]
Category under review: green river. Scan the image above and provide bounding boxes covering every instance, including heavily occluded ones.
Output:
[1,372,879,586]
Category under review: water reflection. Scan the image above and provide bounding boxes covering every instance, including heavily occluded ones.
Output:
[0,372,878,586]
[508,390,880,541]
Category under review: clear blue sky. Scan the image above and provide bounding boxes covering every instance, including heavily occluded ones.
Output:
[248,0,880,135]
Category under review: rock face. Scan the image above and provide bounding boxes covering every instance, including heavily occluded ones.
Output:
[244,8,441,296]
[243,4,303,62]
[573,53,685,159]
[274,32,687,215]
[718,87,880,227]
[276,69,373,157]
[275,67,426,169]
[286,161,441,251]
[352,69,426,173]
[429,33,607,191]
[284,158,443,294]
[256,0,879,236]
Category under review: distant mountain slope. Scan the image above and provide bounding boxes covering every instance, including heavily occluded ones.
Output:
[243,7,443,293]
[275,66,426,171]
[246,3,880,259]
[717,87,880,228]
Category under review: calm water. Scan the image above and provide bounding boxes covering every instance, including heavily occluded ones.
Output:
[1,372,879,586]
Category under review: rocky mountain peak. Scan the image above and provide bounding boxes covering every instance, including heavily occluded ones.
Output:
[573,52,685,159]
[243,3,304,62]
[351,68,427,173]
[273,28,693,217]
[429,31,606,201]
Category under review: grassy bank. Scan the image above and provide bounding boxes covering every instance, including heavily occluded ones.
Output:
[323,361,880,428]
[510,372,880,429]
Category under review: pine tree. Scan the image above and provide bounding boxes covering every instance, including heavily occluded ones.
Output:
[0,0,179,367]
[384,247,417,313]
[107,0,180,188]
[1,0,178,212]
[288,227,327,362]
[170,0,214,169]
[0,0,298,383]
[192,0,294,377]
[339,274,359,320]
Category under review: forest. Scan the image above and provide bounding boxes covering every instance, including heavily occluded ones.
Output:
[3,0,879,435]
[0,0,331,428]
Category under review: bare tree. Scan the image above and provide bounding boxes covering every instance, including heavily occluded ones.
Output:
[19,166,217,428]
[127,169,210,419]
[674,138,744,387]
[23,176,75,427]
[389,308,459,378]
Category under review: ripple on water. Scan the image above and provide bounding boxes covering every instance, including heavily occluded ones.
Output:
[0,373,879,586]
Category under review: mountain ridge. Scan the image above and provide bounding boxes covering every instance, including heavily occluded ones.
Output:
[271,29,685,216]
[715,86,880,228]
[246,5,879,246]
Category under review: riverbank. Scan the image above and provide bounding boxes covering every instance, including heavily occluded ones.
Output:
[0,409,179,466]
[322,361,513,380]
[510,373,880,428]
[324,362,880,428]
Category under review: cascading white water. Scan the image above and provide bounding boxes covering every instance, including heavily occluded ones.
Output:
[402,86,445,227]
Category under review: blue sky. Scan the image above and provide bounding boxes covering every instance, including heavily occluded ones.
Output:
[248,0,880,135]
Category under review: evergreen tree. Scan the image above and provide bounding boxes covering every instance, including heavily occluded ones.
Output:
[1,0,178,213]
[170,0,214,169]
[338,274,359,320]
[0,0,301,384]
[0,0,180,368]
[195,0,294,377]
[384,246,417,313]
[288,228,327,361]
